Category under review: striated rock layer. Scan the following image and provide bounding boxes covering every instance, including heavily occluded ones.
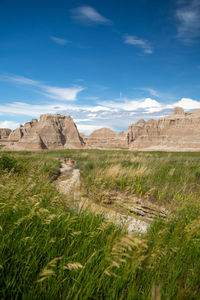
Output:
[128,107,200,151]
[83,128,128,149]
[5,114,84,150]
[8,119,38,141]
[3,106,200,151]
[0,128,12,140]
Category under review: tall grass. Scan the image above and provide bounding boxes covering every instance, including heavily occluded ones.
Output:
[1,151,200,299]
[41,149,200,209]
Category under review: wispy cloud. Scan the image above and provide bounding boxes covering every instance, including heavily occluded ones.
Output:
[1,75,200,133]
[4,75,39,86]
[137,88,159,97]
[176,0,200,42]
[100,98,162,112]
[124,34,153,54]
[50,36,70,45]
[1,97,199,117]
[2,74,84,101]
[76,124,102,135]
[0,102,60,117]
[1,97,200,133]
[43,86,84,101]
[70,6,112,25]
[0,120,19,130]
[0,102,113,117]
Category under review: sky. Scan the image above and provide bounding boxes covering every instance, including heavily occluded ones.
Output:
[0,0,200,134]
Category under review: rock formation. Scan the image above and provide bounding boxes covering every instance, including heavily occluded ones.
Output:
[4,106,200,152]
[128,107,200,150]
[83,128,128,149]
[90,128,117,139]
[5,114,83,150]
[8,119,38,141]
[0,128,12,140]
[118,131,127,139]
[79,132,87,140]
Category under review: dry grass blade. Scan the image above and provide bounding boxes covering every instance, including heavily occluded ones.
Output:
[37,256,63,282]
[63,262,84,270]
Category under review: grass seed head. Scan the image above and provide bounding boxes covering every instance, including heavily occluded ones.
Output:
[63,262,84,270]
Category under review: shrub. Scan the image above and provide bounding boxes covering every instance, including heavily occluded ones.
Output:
[0,154,24,173]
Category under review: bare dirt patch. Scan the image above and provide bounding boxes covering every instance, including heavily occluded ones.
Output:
[56,158,168,233]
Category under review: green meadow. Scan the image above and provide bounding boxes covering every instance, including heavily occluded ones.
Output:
[1,149,200,299]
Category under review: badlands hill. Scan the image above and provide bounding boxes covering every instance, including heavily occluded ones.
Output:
[1,107,200,151]
[83,128,128,149]
[0,128,11,140]
[3,114,83,150]
[128,107,200,150]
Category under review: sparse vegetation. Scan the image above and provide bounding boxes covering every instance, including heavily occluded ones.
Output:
[1,150,200,299]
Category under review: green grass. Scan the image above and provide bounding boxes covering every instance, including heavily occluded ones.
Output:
[1,150,200,299]
[44,149,200,209]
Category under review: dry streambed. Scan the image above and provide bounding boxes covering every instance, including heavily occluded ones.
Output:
[56,158,168,233]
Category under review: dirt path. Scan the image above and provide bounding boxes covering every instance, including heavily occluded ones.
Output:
[57,163,80,195]
[56,159,168,234]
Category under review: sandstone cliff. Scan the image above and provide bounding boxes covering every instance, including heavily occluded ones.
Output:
[118,131,127,139]
[128,107,200,150]
[0,128,12,140]
[4,106,200,152]
[5,114,83,150]
[8,119,38,141]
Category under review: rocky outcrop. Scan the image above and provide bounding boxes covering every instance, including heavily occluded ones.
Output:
[0,128,12,140]
[128,107,200,150]
[89,128,117,139]
[5,114,83,150]
[8,119,38,141]
[118,131,127,139]
[79,132,87,140]
[5,106,200,152]
[83,128,128,149]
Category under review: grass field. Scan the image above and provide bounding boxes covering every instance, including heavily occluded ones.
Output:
[1,150,200,299]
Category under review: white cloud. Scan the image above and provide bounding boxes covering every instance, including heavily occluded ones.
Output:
[50,36,70,45]
[76,124,102,135]
[101,98,161,112]
[1,97,198,120]
[1,90,200,134]
[168,97,200,110]
[0,121,19,130]
[70,6,112,25]
[0,102,57,116]
[124,35,152,54]
[0,102,114,117]
[2,74,84,101]
[88,113,97,118]
[82,105,111,112]
[123,98,161,111]
[44,86,84,101]
[176,0,200,42]
[74,118,91,123]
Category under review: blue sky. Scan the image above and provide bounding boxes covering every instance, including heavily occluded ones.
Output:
[0,0,200,134]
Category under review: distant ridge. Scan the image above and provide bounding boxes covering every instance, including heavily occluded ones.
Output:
[2,107,200,151]
[128,107,200,151]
